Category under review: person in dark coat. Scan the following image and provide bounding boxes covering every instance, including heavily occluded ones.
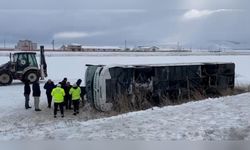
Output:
[43,79,55,108]
[60,77,67,89]
[64,82,72,109]
[76,79,82,87]
[32,81,41,111]
[24,79,31,109]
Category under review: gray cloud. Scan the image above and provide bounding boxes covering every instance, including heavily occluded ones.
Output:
[182,9,243,20]
[1,0,249,9]
[0,0,249,48]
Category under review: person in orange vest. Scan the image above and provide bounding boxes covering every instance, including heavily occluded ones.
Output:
[51,84,65,118]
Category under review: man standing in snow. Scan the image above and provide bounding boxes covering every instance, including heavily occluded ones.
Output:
[44,79,55,108]
[60,77,68,108]
[64,82,72,109]
[24,79,31,109]
[76,78,85,106]
[69,83,81,115]
[32,81,41,111]
[76,79,82,87]
[60,77,67,90]
[51,84,65,118]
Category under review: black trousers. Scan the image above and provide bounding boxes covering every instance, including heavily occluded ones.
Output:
[72,100,80,113]
[64,95,72,109]
[54,102,64,116]
[46,93,52,108]
[24,94,30,108]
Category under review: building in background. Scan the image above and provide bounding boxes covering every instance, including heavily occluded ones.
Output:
[15,40,37,51]
[61,43,82,51]
[81,46,122,52]
[60,44,122,52]
[132,46,160,52]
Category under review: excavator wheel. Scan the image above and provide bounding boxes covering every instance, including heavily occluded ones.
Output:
[0,71,13,85]
[24,70,39,83]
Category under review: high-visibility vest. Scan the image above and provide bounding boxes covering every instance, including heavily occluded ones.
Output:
[51,87,65,103]
[69,87,81,100]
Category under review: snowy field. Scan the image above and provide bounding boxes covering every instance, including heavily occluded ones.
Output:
[0,52,250,140]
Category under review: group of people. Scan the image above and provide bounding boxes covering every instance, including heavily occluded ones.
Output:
[24,78,82,118]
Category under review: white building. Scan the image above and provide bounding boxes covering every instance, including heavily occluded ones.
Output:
[15,40,37,51]
[60,44,122,52]
[61,43,82,51]
[81,46,122,52]
[133,46,160,52]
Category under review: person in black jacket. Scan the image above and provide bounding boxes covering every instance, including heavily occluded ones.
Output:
[43,79,55,108]
[76,79,82,87]
[64,82,72,109]
[60,77,67,89]
[32,81,41,111]
[24,79,31,109]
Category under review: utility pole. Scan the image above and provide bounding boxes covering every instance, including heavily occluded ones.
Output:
[52,40,55,50]
[125,40,127,50]
[4,39,5,48]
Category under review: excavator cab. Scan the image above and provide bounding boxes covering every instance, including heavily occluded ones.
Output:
[13,52,38,71]
[0,46,47,85]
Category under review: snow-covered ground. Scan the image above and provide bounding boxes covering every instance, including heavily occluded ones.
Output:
[0,52,250,140]
[0,92,249,140]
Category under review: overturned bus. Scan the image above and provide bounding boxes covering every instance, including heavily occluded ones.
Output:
[85,62,235,112]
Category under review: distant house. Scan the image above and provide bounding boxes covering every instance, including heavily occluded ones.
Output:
[60,44,122,52]
[15,40,37,51]
[133,46,160,52]
[82,46,122,52]
[61,43,82,51]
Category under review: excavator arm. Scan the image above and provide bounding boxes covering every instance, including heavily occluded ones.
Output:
[40,45,47,79]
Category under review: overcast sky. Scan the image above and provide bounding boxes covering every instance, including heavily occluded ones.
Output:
[0,0,249,48]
